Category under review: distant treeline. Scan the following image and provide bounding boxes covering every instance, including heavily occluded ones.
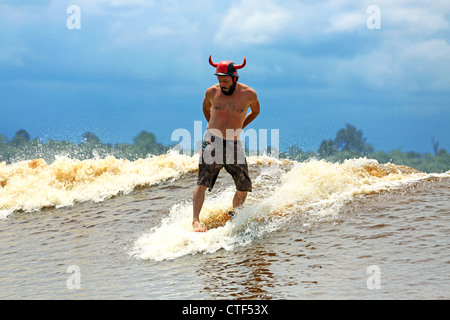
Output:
[1,124,449,173]
[279,124,449,173]
[0,130,170,164]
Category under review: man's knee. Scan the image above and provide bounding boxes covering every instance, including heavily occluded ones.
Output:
[194,185,208,194]
[236,190,247,198]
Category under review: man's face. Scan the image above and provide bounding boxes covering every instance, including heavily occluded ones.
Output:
[217,76,235,95]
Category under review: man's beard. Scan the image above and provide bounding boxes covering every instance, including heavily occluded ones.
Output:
[220,82,236,96]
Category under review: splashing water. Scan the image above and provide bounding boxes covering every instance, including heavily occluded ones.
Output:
[132,157,441,261]
[0,151,197,219]
[1,150,446,261]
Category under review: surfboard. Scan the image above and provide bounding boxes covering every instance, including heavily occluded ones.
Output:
[192,208,235,232]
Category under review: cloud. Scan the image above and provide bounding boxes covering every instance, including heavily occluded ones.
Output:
[327,11,366,33]
[74,0,156,15]
[308,37,450,96]
[214,0,291,46]
[2,1,449,98]
[394,39,450,91]
[108,0,155,8]
[382,4,449,38]
[243,0,450,93]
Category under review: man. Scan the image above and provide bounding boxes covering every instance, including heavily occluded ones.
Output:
[192,56,260,232]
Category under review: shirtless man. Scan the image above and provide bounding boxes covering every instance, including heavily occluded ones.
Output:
[192,56,260,232]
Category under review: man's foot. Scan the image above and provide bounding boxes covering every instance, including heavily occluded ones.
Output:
[193,221,207,232]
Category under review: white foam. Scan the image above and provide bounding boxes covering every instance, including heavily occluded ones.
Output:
[132,158,446,261]
[0,151,198,219]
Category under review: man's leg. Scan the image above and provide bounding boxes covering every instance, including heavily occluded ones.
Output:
[193,185,208,232]
[233,190,247,210]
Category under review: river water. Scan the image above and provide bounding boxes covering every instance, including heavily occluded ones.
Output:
[0,153,448,299]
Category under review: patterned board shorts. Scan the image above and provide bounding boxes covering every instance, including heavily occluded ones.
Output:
[197,131,252,192]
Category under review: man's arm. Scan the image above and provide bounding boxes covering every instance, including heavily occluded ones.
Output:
[242,92,260,129]
[202,90,212,122]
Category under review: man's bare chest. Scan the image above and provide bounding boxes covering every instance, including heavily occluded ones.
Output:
[212,96,247,114]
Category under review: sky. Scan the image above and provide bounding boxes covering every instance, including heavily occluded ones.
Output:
[1,0,449,153]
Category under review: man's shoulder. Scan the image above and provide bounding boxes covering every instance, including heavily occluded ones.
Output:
[238,83,257,97]
[205,84,220,95]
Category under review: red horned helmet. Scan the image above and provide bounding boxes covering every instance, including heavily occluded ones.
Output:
[209,55,246,78]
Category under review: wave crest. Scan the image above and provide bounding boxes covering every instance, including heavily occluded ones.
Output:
[0,151,197,219]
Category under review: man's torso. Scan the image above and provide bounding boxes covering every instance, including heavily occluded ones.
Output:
[206,83,254,140]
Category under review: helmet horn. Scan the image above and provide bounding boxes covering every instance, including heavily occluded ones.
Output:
[208,55,218,68]
[233,57,246,70]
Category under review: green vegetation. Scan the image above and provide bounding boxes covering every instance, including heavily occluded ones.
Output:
[1,124,449,173]
[282,123,449,173]
[0,130,169,164]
